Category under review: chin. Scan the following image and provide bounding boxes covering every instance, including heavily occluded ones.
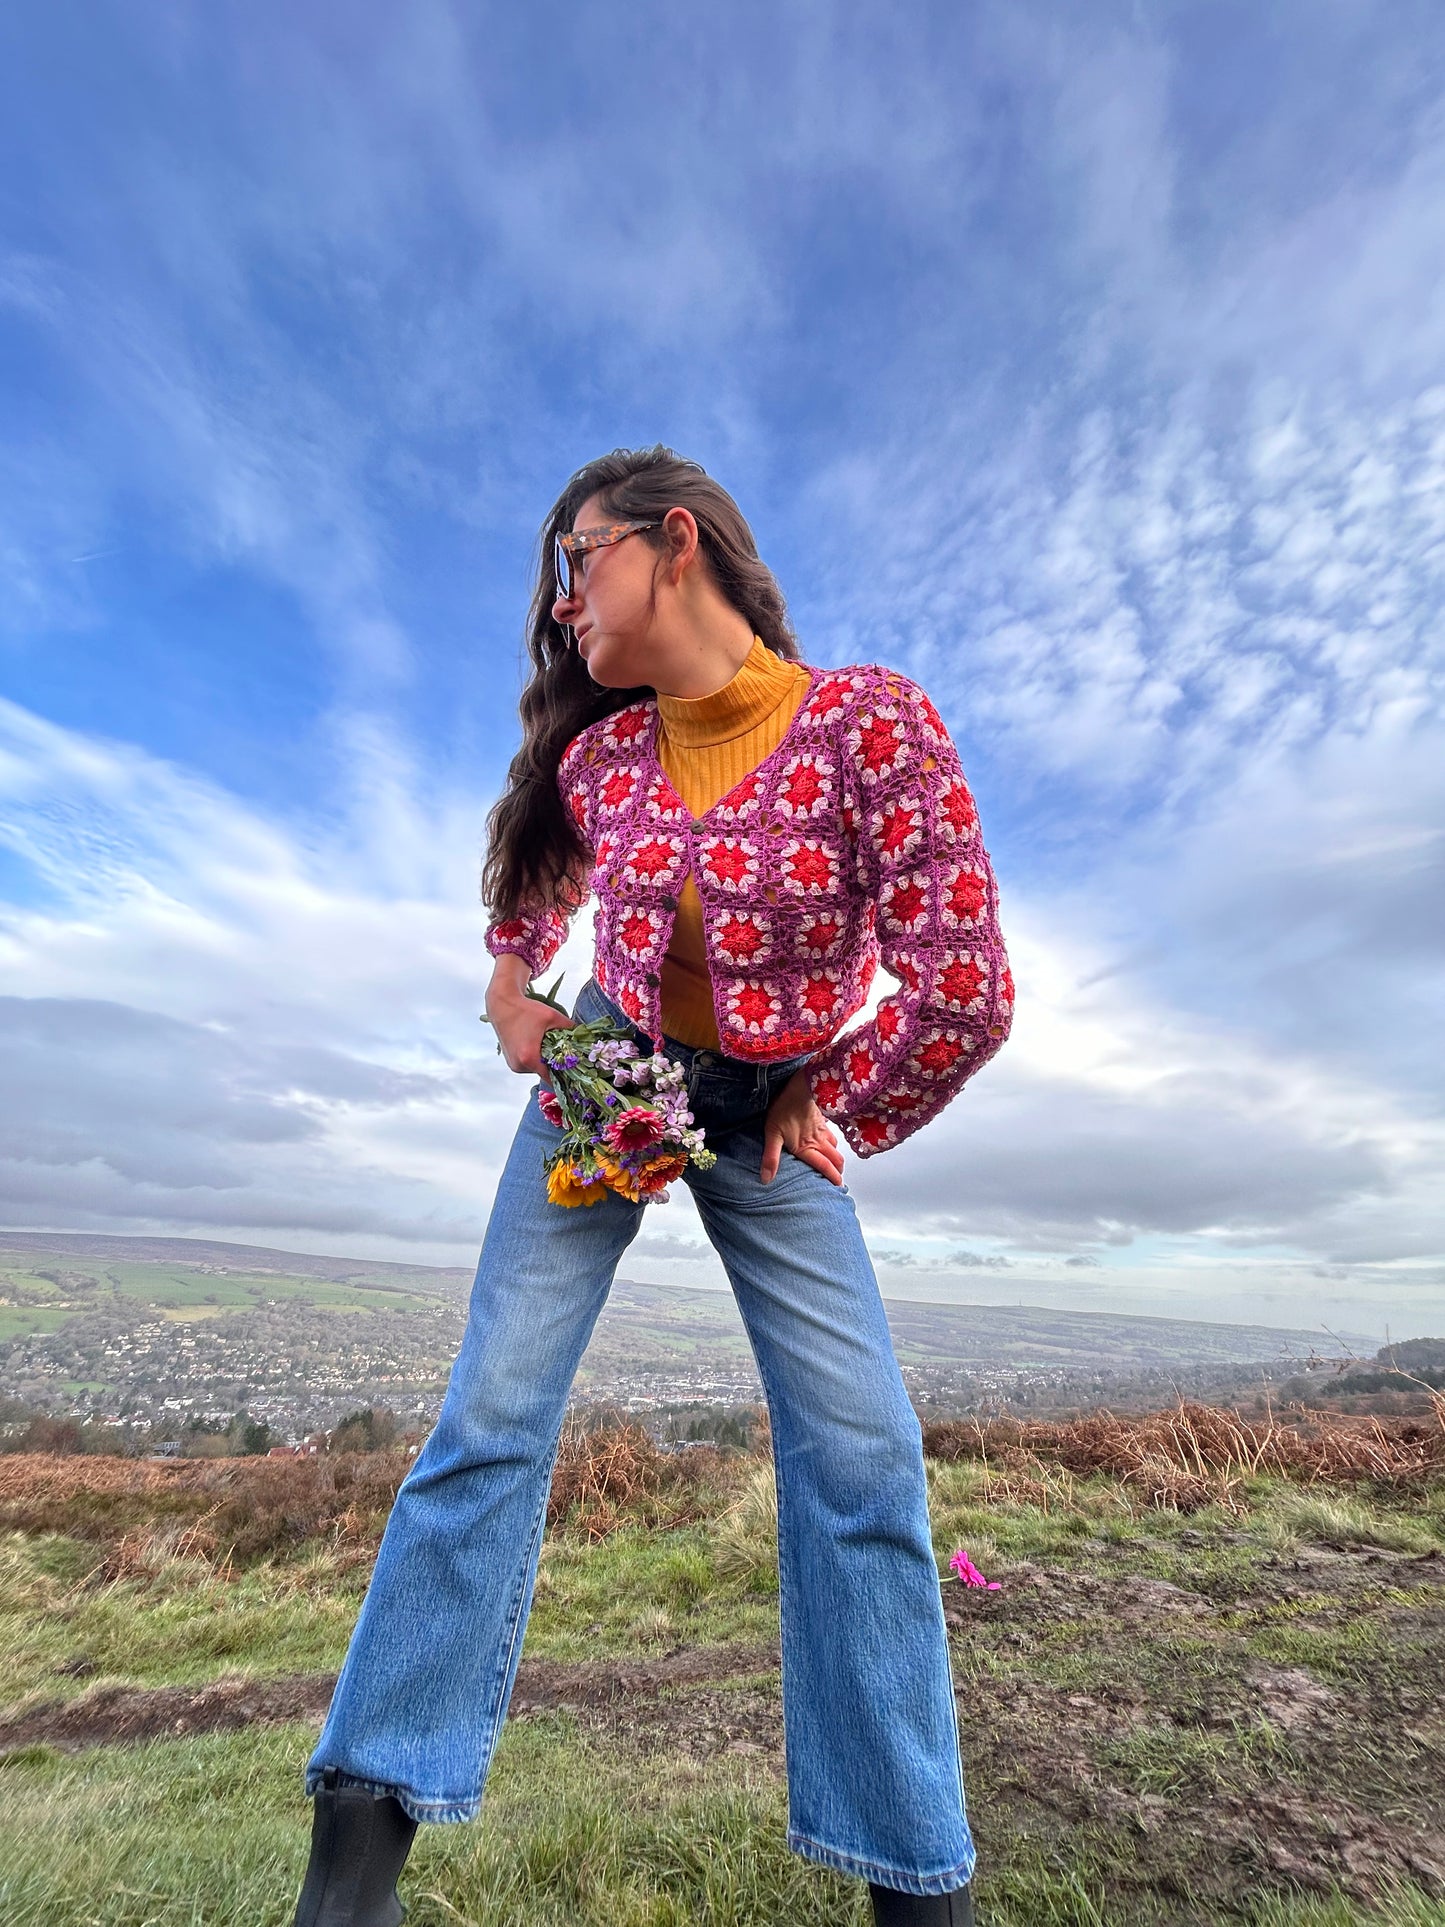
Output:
[585,646,639,690]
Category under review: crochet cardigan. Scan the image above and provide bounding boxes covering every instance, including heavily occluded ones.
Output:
[485,662,1013,1157]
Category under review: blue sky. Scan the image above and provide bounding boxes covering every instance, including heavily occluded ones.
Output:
[2,1,1442,1339]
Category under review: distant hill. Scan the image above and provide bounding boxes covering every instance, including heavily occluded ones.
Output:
[0,1230,473,1292]
[0,1230,1374,1371]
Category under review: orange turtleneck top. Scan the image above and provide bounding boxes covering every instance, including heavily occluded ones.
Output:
[655,634,812,1048]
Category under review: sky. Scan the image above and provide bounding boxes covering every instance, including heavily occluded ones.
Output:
[1,0,1442,1342]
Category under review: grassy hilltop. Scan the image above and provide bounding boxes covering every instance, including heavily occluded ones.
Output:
[0,1403,1443,1925]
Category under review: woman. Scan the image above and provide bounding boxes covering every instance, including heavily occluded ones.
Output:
[293,447,1012,1927]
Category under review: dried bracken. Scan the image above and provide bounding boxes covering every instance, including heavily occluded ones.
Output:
[0,1450,408,1571]
[546,1419,730,1541]
[922,1397,1445,1514]
[0,1422,738,1565]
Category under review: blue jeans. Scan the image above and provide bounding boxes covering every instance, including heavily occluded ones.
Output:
[306,979,975,1895]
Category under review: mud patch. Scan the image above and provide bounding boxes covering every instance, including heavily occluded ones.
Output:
[1227,1790,1445,1897]
[1246,1664,1340,1732]
[0,1672,339,1753]
[514,1677,786,1766]
[945,1561,1215,1632]
[0,1642,781,1757]
[946,1556,1445,1912]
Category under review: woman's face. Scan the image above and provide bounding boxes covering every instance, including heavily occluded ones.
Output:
[551,492,674,689]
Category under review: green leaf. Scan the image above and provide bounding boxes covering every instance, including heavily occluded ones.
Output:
[525,971,569,1015]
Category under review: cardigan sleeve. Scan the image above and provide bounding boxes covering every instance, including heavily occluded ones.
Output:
[483,733,593,979]
[804,673,1013,1157]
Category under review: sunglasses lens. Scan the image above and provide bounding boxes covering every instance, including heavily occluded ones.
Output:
[554,536,572,600]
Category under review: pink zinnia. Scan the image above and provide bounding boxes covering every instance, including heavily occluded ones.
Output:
[605,1106,667,1153]
[949,1549,1001,1590]
[538,1089,565,1129]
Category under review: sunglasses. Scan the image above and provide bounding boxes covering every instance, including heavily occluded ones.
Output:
[554,519,661,603]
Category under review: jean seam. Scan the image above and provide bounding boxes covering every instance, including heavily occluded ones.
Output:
[745,1349,801,1813]
[472,1429,567,1807]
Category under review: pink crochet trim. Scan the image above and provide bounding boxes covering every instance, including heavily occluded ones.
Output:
[486,663,1012,1157]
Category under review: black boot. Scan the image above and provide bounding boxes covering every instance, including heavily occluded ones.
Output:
[869,1880,976,1926]
[292,1771,419,1927]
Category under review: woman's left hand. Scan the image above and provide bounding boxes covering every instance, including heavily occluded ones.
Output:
[761,1069,846,1186]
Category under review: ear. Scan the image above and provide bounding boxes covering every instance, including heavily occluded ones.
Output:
[661,506,700,582]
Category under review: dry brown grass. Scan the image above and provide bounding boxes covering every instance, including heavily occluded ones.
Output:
[0,1423,741,1567]
[0,1450,407,1569]
[4,1397,1435,1564]
[922,1397,1445,1514]
[545,1420,734,1541]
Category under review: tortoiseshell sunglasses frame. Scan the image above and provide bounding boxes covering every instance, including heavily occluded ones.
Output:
[554,519,661,602]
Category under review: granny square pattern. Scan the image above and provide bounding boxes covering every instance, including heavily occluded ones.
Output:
[486,663,1013,1156]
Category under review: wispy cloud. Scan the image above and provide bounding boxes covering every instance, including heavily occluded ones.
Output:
[2,697,1438,1328]
[0,1,1440,1327]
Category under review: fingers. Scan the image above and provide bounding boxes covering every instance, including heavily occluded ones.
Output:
[763,1125,845,1187]
[800,1134,846,1185]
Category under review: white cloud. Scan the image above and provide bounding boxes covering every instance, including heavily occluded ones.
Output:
[1,694,1439,1330]
[1,0,1442,1333]
[0,697,525,1260]
[849,898,1444,1267]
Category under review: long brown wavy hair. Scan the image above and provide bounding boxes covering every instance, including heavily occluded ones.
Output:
[483,446,800,923]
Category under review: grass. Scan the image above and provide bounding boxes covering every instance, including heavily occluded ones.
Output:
[0,1720,871,1927]
[0,1533,368,1704]
[0,1306,78,1340]
[0,1406,1442,1924]
[0,1521,784,1711]
[1268,1493,1440,1554]
[0,1255,449,1317]
[1247,1895,1445,1926]
[3,1721,1443,1927]
[530,1527,781,1658]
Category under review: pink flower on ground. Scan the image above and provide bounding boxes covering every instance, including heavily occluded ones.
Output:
[948,1548,1001,1590]
[605,1106,667,1153]
[538,1089,565,1129]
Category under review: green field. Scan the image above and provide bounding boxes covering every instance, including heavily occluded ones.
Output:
[0,1412,1442,1926]
[0,1306,76,1341]
[0,1254,449,1318]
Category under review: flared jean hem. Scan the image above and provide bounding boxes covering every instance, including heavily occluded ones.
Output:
[302,1768,976,1892]
[302,1766,481,1827]
[789,1828,976,1895]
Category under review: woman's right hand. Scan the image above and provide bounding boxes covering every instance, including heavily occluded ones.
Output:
[484,956,563,1082]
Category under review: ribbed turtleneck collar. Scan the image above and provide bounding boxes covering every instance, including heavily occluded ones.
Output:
[655,634,805,750]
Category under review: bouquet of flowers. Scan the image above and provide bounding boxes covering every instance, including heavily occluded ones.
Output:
[487,975,716,1208]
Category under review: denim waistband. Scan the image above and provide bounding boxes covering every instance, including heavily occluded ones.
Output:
[570,976,814,1119]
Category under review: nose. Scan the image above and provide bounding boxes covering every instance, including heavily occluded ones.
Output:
[552,581,583,627]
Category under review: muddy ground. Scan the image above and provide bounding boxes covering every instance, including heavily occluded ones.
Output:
[5,1545,1443,1917]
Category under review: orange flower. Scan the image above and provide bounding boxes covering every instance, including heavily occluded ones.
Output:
[636,1152,688,1193]
[546,1162,609,1208]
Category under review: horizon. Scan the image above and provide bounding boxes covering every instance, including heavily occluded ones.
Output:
[2,5,1442,1337]
[0,1227,1390,1350]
